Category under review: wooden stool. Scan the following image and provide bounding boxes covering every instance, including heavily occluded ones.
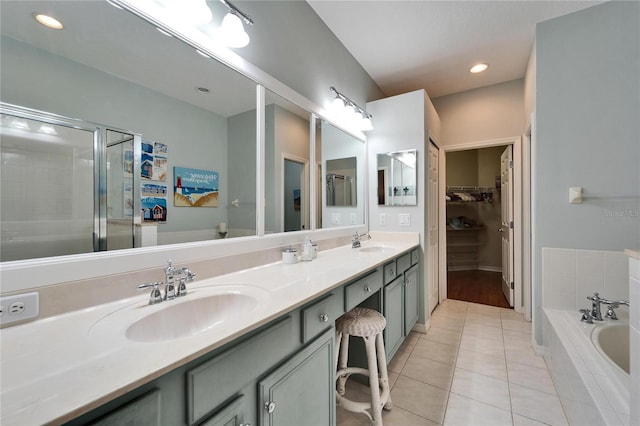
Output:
[335,307,392,426]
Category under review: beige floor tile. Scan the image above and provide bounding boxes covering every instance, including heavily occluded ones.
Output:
[398,332,420,353]
[510,383,568,426]
[412,339,459,365]
[450,368,511,411]
[401,355,455,390]
[512,413,549,426]
[337,405,368,426]
[443,393,513,426]
[465,312,504,328]
[388,349,411,374]
[390,375,449,424]
[505,347,547,370]
[501,318,533,333]
[507,361,557,395]
[438,299,469,311]
[466,303,505,317]
[462,323,504,342]
[456,348,508,381]
[388,371,400,389]
[381,406,441,426]
[423,327,462,347]
[501,309,524,321]
[459,333,505,356]
[431,315,466,332]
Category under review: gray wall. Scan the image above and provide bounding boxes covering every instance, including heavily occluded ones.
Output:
[238,1,384,107]
[535,1,640,342]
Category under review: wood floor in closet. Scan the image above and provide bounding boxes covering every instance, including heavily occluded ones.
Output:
[447,270,511,309]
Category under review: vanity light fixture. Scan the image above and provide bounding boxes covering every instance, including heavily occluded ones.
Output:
[33,13,64,30]
[329,86,374,132]
[218,0,253,48]
[469,63,489,74]
[10,118,30,130]
[38,124,58,135]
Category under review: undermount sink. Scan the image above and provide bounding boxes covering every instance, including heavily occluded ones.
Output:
[90,285,269,343]
[126,292,258,342]
[359,245,391,253]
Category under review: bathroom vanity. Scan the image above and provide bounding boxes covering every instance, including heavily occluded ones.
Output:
[0,236,420,425]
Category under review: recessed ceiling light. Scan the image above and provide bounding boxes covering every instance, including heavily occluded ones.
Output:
[33,13,64,30]
[195,87,210,94]
[469,63,489,74]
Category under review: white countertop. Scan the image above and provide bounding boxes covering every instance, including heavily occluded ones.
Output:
[0,236,418,425]
[625,249,640,260]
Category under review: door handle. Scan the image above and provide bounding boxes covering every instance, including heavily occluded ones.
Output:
[498,227,503,232]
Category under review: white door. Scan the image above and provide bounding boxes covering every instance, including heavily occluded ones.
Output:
[428,142,439,312]
[500,146,514,307]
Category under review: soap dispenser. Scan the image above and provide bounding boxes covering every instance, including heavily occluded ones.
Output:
[301,238,313,261]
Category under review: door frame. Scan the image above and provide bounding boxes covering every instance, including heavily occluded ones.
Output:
[438,136,527,314]
[281,153,309,232]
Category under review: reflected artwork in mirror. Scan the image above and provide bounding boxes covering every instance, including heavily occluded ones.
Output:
[377,150,418,206]
[0,0,260,261]
[318,120,365,228]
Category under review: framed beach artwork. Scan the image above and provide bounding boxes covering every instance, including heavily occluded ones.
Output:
[173,167,219,207]
[141,140,168,181]
[141,183,168,222]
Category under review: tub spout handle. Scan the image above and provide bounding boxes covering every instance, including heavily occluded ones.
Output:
[579,309,593,324]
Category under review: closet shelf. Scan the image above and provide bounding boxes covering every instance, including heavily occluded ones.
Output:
[446,226,484,232]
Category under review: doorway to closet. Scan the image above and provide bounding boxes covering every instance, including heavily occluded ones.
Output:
[445,145,511,308]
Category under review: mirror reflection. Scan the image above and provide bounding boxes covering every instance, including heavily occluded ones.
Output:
[319,121,365,227]
[377,150,418,206]
[264,91,311,233]
[0,0,259,261]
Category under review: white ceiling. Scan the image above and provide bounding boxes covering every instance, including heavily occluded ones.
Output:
[307,0,607,98]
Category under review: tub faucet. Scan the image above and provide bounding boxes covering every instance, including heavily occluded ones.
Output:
[602,299,629,320]
[586,292,604,321]
[164,260,178,300]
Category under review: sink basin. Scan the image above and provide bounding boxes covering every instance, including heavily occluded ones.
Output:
[126,293,258,342]
[359,245,391,253]
[89,285,269,343]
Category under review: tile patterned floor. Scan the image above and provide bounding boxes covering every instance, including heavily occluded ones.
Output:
[337,299,569,426]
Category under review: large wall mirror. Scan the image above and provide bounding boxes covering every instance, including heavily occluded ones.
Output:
[0,0,259,261]
[377,150,417,206]
[319,120,365,228]
[264,90,311,233]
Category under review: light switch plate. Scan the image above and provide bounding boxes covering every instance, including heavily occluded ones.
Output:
[399,213,411,227]
[331,213,341,225]
[379,213,386,226]
[350,213,357,225]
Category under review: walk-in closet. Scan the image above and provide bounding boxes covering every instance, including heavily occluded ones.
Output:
[445,146,510,308]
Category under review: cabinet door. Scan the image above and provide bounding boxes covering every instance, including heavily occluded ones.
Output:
[259,329,335,426]
[200,395,246,426]
[383,276,404,360]
[404,265,419,335]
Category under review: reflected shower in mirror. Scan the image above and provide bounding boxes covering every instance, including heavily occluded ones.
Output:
[377,150,417,206]
[0,0,259,261]
[264,90,311,233]
[318,121,365,228]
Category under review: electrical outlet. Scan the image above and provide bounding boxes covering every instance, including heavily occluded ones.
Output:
[0,292,39,325]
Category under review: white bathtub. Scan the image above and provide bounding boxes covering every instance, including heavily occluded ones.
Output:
[544,309,630,426]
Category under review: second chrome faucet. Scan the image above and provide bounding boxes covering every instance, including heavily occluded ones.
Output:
[139,260,196,305]
[581,292,629,323]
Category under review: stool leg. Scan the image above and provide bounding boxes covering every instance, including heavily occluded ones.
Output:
[376,333,393,411]
[336,332,350,395]
[364,335,383,426]
[334,330,342,379]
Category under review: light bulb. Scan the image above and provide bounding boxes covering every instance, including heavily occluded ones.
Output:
[167,0,212,26]
[361,116,374,131]
[219,12,249,48]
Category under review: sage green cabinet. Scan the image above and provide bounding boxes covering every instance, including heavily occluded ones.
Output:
[259,329,335,426]
[200,395,246,426]
[383,276,404,359]
[403,265,419,335]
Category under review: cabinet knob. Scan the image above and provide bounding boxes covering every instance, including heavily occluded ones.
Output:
[319,313,329,322]
[390,270,395,276]
[265,401,276,414]
[364,285,371,293]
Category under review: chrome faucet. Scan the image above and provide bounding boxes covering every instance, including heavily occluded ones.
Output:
[603,299,629,320]
[586,292,605,321]
[138,261,196,305]
[352,232,371,248]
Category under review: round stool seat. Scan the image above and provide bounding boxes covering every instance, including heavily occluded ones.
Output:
[336,307,386,338]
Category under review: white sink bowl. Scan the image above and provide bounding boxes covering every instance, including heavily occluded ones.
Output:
[90,285,269,343]
[126,293,258,342]
[359,245,391,253]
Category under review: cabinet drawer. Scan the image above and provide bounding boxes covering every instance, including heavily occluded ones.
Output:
[186,317,294,425]
[411,248,419,266]
[383,262,398,285]
[301,293,343,343]
[345,268,382,311]
[397,252,411,273]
